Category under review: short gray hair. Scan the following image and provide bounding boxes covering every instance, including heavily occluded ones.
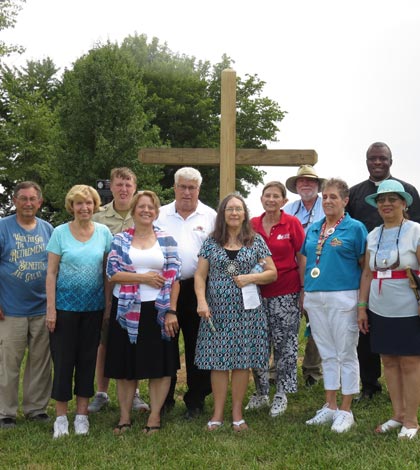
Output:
[174,167,202,187]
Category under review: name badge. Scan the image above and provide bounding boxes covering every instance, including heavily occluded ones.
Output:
[377,270,392,279]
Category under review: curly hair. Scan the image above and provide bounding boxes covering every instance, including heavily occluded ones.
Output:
[174,167,202,187]
[65,185,101,215]
[321,178,349,200]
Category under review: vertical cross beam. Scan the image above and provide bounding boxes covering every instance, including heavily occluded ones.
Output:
[220,69,237,199]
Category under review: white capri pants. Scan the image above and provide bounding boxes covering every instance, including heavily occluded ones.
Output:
[303,290,360,395]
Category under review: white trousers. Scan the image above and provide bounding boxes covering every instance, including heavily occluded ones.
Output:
[304,290,360,395]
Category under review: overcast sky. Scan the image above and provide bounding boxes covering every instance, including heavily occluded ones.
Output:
[3,0,420,215]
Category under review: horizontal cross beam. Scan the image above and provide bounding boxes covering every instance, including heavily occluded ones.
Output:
[139,148,318,166]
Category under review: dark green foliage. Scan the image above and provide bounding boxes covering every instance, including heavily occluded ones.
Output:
[121,36,286,208]
[0,58,60,218]
[1,31,287,220]
[55,43,162,198]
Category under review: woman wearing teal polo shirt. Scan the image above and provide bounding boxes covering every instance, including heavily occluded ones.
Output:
[301,178,367,433]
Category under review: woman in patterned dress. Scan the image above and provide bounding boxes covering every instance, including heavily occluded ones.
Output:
[194,193,277,432]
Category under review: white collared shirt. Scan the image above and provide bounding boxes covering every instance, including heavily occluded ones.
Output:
[156,200,216,279]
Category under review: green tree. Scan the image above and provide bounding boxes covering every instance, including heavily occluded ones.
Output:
[122,35,286,208]
[0,58,60,217]
[54,43,163,219]
[0,0,25,58]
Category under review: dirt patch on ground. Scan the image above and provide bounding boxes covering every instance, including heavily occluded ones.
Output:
[178,354,187,384]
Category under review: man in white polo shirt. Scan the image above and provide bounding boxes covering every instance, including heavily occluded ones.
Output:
[156,167,216,419]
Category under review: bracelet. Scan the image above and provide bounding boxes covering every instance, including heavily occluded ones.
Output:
[167,309,178,316]
[357,302,368,307]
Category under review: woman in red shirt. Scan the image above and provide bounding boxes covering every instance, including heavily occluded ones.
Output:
[246,181,305,417]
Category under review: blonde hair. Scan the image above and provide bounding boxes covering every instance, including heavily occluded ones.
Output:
[65,185,101,215]
[130,190,161,218]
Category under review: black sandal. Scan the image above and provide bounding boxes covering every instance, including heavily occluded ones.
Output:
[143,425,161,434]
[113,423,132,435]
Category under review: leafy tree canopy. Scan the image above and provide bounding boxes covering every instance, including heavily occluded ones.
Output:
[121,34,286,207]
[1,31,286,220]
[0,58,60,217]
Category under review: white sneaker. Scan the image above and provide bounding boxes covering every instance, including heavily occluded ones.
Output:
[306,403,337,425]
[245,393,270,410]
[53,416,69,439]
[132,392,150,411]
[331,410,354,433]
[74,414,89,435]
[88,392,110,413]
[270,393,288,417]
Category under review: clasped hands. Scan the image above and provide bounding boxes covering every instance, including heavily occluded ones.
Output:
[143,271,166,289]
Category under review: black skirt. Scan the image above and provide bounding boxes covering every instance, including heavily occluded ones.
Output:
[105,297,180,380]
[370,310,420,355]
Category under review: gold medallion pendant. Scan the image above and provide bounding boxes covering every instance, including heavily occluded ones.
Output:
[310,267,320,278]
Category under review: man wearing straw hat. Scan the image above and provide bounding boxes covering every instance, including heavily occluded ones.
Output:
[283,165,326,387]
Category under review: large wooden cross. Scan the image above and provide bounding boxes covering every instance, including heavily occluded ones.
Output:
[139,69,317,201]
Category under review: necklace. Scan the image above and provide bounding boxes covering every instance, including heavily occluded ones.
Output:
[374,219,404,271]
[310,214,345,278]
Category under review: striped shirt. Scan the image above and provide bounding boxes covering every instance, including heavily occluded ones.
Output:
[106,226,181,343]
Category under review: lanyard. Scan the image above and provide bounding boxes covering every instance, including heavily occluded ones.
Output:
[314,214,345,265]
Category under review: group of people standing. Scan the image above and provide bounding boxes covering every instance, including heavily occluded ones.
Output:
[2,141,420,441]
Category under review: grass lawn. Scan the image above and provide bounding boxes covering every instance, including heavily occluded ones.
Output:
[1,325,420,469]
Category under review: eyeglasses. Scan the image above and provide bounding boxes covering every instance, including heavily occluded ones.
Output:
[376,195,402,205]
[16,196,39,203]
[374,252,400,272]
[176,184,198,192]
[225,207,244,213]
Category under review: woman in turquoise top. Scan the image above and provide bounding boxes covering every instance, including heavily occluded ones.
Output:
[46,185,112,439]
[301,178,367,434]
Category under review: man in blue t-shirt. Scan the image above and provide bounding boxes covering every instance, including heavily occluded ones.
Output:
[0,181,53,429]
